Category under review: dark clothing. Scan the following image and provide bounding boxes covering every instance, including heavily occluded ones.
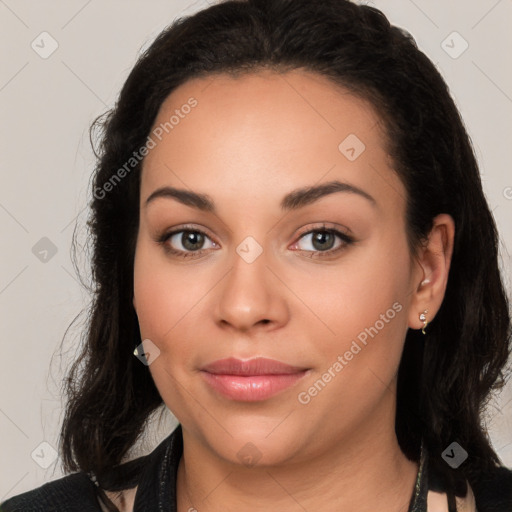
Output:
[2,425,512,511]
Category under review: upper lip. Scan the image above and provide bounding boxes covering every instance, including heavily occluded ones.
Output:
[201,357,308,376]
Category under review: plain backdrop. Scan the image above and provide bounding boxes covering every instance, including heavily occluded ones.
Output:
[1,0,511,501]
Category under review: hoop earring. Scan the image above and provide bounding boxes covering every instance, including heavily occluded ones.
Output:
[419,309,428,335]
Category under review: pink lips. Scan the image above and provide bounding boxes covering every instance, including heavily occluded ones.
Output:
[200,357,309,401]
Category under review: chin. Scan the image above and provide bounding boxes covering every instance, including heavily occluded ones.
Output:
[202,417,308,467]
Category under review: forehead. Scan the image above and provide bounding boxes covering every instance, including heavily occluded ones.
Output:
[140,69,404,216]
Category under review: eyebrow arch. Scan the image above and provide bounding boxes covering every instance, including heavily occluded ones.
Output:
[144,179,376,212]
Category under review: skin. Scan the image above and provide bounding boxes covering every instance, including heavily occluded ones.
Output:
[131,69,455,512]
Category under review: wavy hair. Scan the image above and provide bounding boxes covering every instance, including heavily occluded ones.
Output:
[59,0,511,510]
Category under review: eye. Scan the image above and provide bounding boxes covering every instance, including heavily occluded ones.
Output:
[157,227,218,258]
[156,224,354,260]
[291,227,354,257]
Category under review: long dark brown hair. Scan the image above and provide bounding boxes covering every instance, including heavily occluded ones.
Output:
[59,0,511,510]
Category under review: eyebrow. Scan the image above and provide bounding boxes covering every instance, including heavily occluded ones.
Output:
[144,179,376,212]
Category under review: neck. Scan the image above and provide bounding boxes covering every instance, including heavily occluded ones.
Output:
[176,396,419,512]
[177,437,418,512]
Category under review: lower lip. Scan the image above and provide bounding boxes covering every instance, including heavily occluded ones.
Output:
[201,371,308,401]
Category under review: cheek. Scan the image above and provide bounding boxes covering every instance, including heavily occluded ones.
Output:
[133,242,172,340]
[133,237,209,345]
[295,230,410,395]
[291,231,410,342]
[295,287,407,432]
[132,242,199,419]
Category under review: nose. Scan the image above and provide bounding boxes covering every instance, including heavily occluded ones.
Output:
[214,245,290,333]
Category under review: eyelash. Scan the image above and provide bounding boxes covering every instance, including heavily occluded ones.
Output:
[156,224,355,260]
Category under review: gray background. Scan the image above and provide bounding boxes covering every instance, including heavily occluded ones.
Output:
[1,0,511,501]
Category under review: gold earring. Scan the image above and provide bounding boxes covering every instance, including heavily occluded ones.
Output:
[419,309,428,335]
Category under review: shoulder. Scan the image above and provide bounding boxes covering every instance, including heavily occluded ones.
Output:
[426,443,512,512]
[471,464,512,512]
[0,426,183,512]
[0,472,100,512]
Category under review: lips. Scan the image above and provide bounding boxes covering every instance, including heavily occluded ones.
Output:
[202,357,306,376]
[200,357,309,401]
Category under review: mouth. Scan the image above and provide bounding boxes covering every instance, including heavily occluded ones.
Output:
[200,357,310,402]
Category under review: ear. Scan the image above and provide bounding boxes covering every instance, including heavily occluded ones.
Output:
[407,213,455,331]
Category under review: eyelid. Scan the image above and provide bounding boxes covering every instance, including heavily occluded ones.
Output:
[288,223,354,255]
[156,224,219,259]
[293,222,352,240]
[158,223,217,243]
[157,222,354,259]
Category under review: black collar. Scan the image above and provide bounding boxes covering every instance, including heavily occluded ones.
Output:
[132,424,183,511]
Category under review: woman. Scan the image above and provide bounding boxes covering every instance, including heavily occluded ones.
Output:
[2,0,511,511]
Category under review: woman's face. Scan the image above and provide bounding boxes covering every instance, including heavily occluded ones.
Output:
[133,69,424,465]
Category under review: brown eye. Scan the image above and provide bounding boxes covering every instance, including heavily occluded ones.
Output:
[310,231,336,251]
[158,228,218,258]
[295,229,352,254]
[179,231,206,251]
